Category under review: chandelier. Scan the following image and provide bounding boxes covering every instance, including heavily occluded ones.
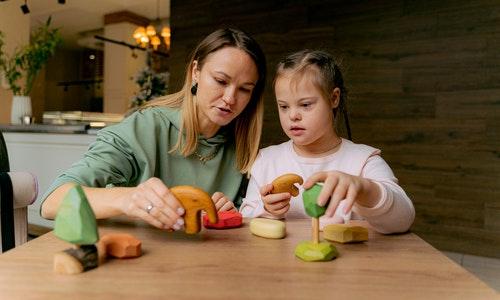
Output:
[132,0,170,51]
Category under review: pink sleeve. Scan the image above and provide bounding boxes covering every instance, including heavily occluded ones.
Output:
[352,155,415,234]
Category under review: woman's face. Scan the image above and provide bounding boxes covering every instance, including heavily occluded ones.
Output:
[192,47,258,129]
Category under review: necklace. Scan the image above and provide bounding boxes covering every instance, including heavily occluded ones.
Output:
[192,145,221,163]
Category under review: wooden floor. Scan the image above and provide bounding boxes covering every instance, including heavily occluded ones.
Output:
[443,251,500,292]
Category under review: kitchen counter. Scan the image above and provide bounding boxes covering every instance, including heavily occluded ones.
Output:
[0,123,92,134]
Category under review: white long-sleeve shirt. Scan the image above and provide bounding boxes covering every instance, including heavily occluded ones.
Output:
[240,139,415,234]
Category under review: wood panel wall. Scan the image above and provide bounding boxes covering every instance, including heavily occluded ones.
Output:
[169,0,500,258]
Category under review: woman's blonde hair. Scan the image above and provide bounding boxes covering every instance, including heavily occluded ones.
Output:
[144,28,266,173]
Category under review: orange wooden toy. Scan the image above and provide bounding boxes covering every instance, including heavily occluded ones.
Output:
[97,233,142,260]
[171,185,218,234]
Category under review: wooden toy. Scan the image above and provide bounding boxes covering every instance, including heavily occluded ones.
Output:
[97,233,142,259]
[170,185,218,234]
[203,211,243,229]
[53,185,141,274]
[53,185,100,274]
[295,183,338,262]
[54,245,98,275]
[323,224,368,243]
[302,183,327,219]
[54,185,99,245]
[271,173,303,196]
[250,218,286,239]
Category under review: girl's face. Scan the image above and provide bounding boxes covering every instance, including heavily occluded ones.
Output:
[275,71,339,154]
[192,47,258,133]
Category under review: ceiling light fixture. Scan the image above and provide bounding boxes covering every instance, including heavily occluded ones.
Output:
[20,0,29,14]
[132,0,170,51]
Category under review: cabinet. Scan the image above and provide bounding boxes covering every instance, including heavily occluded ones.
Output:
[3,132,97,228]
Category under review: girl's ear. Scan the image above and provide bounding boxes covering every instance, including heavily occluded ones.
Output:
[191,60,200,82]
[330,87,341,109]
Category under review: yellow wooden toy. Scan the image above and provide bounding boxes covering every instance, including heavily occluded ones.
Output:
[323,224,368,243]
[171,185,218,234]
[271,173,303,196]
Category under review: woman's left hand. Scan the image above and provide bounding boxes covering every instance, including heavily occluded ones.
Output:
[303,171,381,218]
[211,192,237,212]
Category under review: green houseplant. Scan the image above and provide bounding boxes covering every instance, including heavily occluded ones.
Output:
[0,17,61,123]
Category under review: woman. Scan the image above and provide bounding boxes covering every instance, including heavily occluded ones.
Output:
[41,28,267,231]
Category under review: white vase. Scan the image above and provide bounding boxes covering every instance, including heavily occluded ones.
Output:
[10,96,32,125]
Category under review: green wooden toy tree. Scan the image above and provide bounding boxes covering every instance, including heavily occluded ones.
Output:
[295,183,338,262]
[54,185,99,244]
[53,185,99,274]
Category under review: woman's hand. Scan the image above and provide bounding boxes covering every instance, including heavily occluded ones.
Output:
[121,177,185,230]
[303,171,381,218]
[211,192,237,212]
[260,183,291,217]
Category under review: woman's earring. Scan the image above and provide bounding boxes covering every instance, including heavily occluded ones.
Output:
[191,83,198,95]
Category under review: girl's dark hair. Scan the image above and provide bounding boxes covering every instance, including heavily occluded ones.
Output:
[275,49,351,140]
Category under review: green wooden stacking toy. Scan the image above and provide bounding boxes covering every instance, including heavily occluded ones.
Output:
[53,184,99,274]
[302,183,328,217]
[54,184,99,245]
[295,183,338,262]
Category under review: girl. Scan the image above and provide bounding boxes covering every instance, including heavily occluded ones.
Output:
[41,28,266,231]
[240,50,414,234]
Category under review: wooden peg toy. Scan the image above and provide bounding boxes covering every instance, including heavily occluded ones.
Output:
[295,183,338,262]
[323,224,368,244]
[203,211,243,229]
[250,218,286,239]
[170,185,218,234]
[271,173,303,196]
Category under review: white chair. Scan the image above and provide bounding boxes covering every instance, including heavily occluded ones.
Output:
[0,131,38,253]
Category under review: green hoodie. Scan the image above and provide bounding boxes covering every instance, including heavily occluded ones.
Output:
[40,106,244,211]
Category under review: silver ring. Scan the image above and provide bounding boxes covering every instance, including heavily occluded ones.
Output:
[145,204,154,214]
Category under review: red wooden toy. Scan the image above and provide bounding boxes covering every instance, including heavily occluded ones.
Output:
[203,211,243,229]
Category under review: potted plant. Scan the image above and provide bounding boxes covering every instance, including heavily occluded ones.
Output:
[127,65,168,115]
[0,17,61,124]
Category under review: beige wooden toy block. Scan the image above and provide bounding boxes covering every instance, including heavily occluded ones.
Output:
[323,224,368,243]
[250,218,286,239]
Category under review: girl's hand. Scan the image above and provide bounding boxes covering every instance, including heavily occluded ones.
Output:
[260,183,291,217]
[211,192,236,212]
[303,171,381,218]
[120,177,185,231]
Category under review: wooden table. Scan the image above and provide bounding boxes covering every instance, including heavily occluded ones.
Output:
[0,219,497,299]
